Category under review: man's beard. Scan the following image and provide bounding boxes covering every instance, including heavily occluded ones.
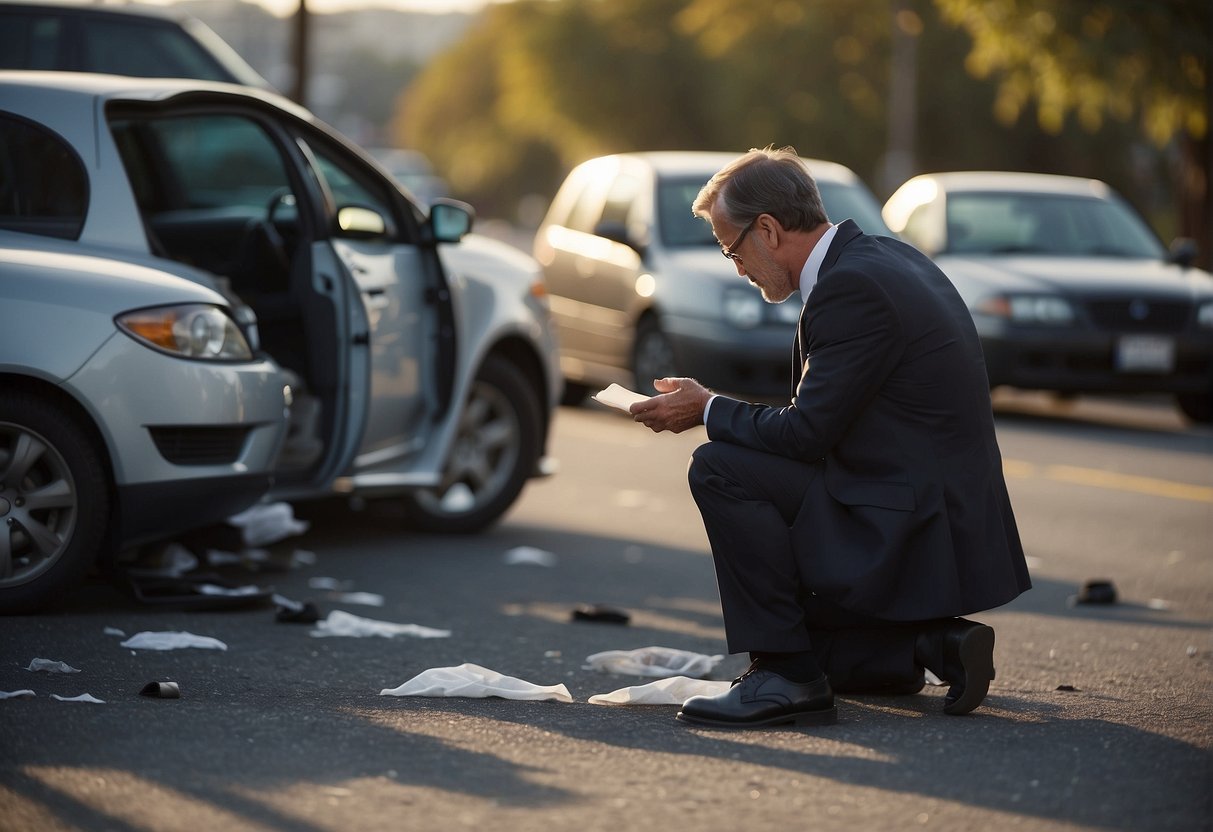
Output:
[747,245,796,303]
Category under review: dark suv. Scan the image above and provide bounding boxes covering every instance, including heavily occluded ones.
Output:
[0,0,270,88]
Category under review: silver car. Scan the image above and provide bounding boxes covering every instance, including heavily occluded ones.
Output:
[882,171,1213,422]
[1,71,561,610]
[534,151,894,401]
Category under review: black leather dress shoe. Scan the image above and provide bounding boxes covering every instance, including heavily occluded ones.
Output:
[676,668,837,728]
[917,619,996,715]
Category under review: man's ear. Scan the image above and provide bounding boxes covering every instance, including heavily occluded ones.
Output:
[755,213,783,247]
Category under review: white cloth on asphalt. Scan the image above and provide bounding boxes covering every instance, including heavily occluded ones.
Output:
[25,659,80,673]
[310,610,450,639]
[120,631,228,651]
[588,676,732,705]
[585,646,724,678]
[380,663,573,702]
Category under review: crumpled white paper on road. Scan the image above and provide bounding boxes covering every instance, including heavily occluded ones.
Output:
[310,610,450,639]
[1,690,36,699]
[585,646,724,678]
[503,546,557,567]
[120,631,228,651]
[588,675,732,705]
[380,663,573,702]
[25,659,80,673]
[226,501,309,547]
[51,693,105,704]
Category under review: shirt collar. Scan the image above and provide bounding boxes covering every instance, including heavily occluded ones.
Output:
[799,223,838,302]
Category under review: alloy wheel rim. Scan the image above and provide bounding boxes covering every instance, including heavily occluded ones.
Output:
[0,422,78,587]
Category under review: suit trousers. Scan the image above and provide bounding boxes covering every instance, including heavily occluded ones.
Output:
[688,440,924,691]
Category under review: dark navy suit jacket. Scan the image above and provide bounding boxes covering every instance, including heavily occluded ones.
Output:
[706,220,1031,620]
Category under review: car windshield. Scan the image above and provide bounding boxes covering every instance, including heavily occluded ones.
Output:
[944,191,1166,258]
[657,175,892,248]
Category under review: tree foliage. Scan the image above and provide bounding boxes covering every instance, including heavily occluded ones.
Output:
[933,0,1208,145]
[394,0,1205,248]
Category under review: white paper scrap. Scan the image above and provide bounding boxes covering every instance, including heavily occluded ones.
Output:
[585,646,724,679]
[309,576,353,591]
[593,383,650,412]
[119,631,228,651]
[272,593,304,612]
[103,627,126,637]
[332,591,385,607]
[25,659,81,674]
[291,549,318,567]
[1,690,36,699]
[51,693,105,704]
[310,610,450,639]
[226,501,309,547]
[196,583,264,597]
[589,676,732,705]
[380,663,573,702]
[503,546,557,567]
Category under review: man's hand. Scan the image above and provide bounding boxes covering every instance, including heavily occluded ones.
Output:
[629,377,711,433]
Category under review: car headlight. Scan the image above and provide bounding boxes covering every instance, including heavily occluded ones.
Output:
[1198,300,1213,329]
[117,304,254,360]
[976,294,1075,325]
[723,287,764,329]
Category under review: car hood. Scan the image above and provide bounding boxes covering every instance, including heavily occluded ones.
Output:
[936,254,1213,299]
[658,247,752,289]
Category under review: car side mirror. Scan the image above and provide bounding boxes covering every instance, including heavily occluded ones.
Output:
[1169,237,1198,269]
[336,205,388,239]
[429,198,475,242]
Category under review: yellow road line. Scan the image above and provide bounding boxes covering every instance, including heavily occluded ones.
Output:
[1002,459,1213,503]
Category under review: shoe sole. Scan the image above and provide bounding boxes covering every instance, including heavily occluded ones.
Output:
[675,706,838,729]
[944,624,995,715]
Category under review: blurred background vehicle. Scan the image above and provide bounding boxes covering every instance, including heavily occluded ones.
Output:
[533,151,894,403]
[0,245,288,614]
[1,71,561,609]
[0,0,273,89]
[882,171,1213,423]
[366,147,450,207]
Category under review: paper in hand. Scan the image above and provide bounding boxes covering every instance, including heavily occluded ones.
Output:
[592,383,650,412]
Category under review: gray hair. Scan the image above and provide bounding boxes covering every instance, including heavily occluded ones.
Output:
[692,145,828,232]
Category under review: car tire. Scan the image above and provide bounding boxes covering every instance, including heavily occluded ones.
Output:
[401,355,541,533]
[632,318,677,396]
[0,391,110,614]
[1176,391,1213,424]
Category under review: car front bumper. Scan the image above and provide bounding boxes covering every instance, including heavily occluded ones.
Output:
[978,322,1213,395]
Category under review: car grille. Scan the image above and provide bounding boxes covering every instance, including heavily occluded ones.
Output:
[1085,299,1191,333]
[149,426,251,465]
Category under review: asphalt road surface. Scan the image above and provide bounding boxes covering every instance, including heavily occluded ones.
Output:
[2,392,1210,832]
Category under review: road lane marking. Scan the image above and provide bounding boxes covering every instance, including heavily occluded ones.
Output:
[1003,459,1213,504]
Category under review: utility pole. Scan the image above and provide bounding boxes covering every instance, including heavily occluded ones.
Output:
[881,1,919,196]
[290,0,310,106]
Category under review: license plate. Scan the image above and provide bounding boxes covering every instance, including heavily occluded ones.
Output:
[1115,335,1175,373]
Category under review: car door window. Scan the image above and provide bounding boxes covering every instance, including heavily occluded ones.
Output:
[111,112,298,292]
[0,115,87,240]
[81,18,233,82]
[0,12,63,70]
[307,142,399,239]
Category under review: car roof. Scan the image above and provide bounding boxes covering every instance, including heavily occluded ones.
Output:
[905,171,1115,199]
[0,69,307,119]
[603,150,866,185]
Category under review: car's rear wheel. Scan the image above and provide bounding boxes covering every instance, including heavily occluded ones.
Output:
[632,318,677,396]
[401,355,541,533]
[0,391,109,614]
[1176,391,1213,424]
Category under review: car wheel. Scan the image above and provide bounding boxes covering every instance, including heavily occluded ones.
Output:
[0,391,109,614]
[401,355,541,533]
[1176,391,1213,424]
[632,318,677,395]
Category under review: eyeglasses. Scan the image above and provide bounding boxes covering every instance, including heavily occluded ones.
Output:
[720,217,756,264]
